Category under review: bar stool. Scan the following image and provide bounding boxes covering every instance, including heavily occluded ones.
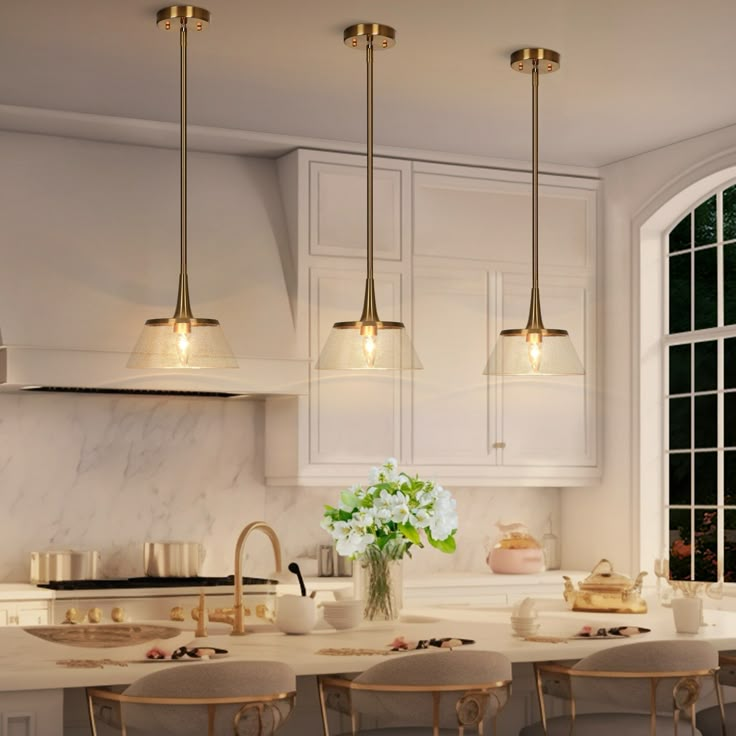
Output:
[317,649,512,735]
[87,660,296,735]
[519,639,723,736]
[694,651,734,736]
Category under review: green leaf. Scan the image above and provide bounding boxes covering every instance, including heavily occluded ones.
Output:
[398,524,421,546]
[427,532,457,554]
[339,489,359,510]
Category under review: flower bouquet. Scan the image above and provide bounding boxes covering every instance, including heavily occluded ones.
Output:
[321,458,458,620]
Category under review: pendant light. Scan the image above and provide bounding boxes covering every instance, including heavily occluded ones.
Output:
[315,24,422,371]
[128,6,237,369]
[484,49,583,376]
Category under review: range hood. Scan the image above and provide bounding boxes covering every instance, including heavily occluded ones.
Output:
[0,346,308,398]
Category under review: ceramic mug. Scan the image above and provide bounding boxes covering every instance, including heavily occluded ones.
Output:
[671,596,702,634]
[275,594,317,635]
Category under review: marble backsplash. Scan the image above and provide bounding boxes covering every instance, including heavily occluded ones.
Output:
[0,393,559,582]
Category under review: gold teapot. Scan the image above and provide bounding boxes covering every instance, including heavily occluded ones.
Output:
[563,559,648,614]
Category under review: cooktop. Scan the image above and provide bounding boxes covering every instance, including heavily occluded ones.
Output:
[37,575,276,591]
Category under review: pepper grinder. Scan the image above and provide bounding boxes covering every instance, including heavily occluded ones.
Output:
[542,515,560,570]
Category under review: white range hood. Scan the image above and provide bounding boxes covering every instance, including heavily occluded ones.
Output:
[0,345,308,398]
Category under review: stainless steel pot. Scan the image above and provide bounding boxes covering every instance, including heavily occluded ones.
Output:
[30,550,100,583]
[144,542,203,577]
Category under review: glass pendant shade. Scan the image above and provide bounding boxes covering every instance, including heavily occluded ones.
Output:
[485,48,583,377]
[316,321,422,370]
[128,6,236,371]
[315,24,421,372]
[127,318,237,369]
[484,329,584,376]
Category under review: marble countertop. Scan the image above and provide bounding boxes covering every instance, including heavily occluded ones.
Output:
[0,584,54,601]
[3,600,736,692]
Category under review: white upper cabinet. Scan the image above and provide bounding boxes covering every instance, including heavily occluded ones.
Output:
[266,150,599,487]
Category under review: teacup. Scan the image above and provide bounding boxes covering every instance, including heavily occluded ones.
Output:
[275,595,317,635]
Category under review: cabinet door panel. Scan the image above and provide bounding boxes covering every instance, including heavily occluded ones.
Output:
[499,276,594,467]
[310,267,403,463]
[17,603,49,626]
[310,160,406,260]
[0,608,9,626]
[412,267,495,464]
[414,172,590,269]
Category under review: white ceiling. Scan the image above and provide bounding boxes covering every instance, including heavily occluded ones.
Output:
[3,1,736,168]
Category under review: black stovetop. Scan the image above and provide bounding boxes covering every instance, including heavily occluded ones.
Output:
[37,575,276,591]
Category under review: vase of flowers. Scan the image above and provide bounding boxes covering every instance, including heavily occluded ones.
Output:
[321,458,458,622]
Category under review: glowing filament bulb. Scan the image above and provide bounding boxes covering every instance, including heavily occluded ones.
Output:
[362,334,377,368]
[526,334,542,373]
[174,322,191,366]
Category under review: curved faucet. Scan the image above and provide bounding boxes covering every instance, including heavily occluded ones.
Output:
[232,521,282,636]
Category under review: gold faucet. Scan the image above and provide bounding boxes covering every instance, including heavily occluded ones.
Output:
[231,521,282,636]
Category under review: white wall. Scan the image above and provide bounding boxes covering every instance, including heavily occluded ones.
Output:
[562,122,736,575]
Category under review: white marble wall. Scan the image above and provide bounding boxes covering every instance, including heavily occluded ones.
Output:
[0,393,559,582]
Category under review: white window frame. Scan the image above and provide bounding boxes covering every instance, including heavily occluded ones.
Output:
[637,164,736,578]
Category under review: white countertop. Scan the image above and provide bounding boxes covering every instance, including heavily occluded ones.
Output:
[0,584,54,601]
[3,599,736,693]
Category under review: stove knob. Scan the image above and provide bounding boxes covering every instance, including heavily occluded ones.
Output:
[111,607,125,623]
[170,606,185,622]
[87,607,102,623]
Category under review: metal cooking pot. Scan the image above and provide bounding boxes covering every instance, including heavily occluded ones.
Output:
[143,541,203,577]
[30,550,100,583]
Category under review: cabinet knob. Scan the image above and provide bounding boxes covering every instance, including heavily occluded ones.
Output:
[492,441,506,449]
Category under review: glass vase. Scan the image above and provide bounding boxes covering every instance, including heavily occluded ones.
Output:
[355,544,404,622]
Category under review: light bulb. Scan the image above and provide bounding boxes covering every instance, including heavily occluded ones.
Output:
[174,322,191,367]
[527,335,542,373]
[362,333,377,368]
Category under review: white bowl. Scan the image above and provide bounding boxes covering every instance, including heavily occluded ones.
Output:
[321,600,363,630]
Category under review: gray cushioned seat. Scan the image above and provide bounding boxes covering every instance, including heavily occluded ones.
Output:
[121,660,295,735]
[521,640,719,736]
[323,649,512,735]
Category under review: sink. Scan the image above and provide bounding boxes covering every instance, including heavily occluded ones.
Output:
[24,623,185,648]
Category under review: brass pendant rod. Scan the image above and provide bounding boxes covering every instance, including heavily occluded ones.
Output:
[359,36,379,323]
[174,17,193,320]
[526,60,543,331]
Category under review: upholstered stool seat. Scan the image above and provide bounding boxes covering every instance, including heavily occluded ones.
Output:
[319,649,512,735]
[87,660,296,736]
[520,640,722,736]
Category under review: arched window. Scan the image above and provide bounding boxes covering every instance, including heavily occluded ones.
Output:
[665,186,736,582]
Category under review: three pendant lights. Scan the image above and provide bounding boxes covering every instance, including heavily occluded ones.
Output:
[128,7,583,377]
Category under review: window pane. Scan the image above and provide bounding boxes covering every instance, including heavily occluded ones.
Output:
[669,213,691,253]
[669,344,691,395]
[669,453,691,505]
[694,452,717,505]
[726,243,736,325]
[669,397,691,449]
[726,509,736,583]
[726,338,736,390]
[726,450,736,505]
[725,185,736,242]
[669,508,691,581]
[694,195,717,246]
[669,253,691,334]
[693,509,718,582]
[694,247,718,330]
[726,392,736,447]
[694,394,717,448]
[694,340,717,392]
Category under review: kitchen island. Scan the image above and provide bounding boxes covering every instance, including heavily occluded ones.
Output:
[5,599,736,735]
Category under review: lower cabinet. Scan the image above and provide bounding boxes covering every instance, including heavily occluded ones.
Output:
[0,690,63,736]
[0,600,50,626]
